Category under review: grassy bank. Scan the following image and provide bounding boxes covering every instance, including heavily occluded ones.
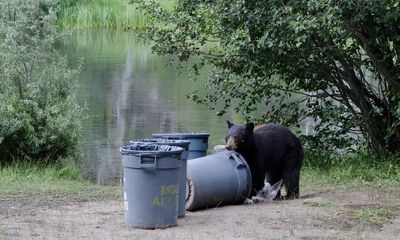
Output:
[1,150,398,199]
[58,0,175,29]
[0,162,120,204]
[301,150,400,189]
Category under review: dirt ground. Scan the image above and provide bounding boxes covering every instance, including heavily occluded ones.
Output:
[1,187,400,240]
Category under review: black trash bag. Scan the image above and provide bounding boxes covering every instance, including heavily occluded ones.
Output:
[120,142,183,157]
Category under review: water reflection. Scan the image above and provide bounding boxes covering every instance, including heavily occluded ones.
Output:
[65,29,237,185]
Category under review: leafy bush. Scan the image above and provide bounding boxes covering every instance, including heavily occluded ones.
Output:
[0,0,82,164]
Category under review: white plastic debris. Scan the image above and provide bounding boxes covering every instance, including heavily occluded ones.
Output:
[244,179,283,204]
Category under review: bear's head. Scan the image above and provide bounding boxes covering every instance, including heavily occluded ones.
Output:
[225,120,255,153]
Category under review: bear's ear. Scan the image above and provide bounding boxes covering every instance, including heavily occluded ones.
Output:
[227,120,234,129]
[245,122,255,132]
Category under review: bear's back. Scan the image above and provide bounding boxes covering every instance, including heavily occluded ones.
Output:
[254,124,298,143]
[253,124,302,168]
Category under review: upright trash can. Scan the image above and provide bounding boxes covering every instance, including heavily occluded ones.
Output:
[120,143,184,229]
[130,139,190,218]
[186,150,252,211]
[151,132,209,159]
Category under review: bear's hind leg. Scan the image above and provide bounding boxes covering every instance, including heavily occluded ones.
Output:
[283,169,300,199]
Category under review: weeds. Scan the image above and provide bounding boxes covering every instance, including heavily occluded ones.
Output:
[58,0,175,30]
[0,161,121,218]
[301,149,400,188]
[347,206,400,227]
[0,161,87,196]
[302,198,333,208]
[0,161,120,201]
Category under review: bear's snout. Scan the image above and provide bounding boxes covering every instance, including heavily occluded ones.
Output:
[225,136,238,150]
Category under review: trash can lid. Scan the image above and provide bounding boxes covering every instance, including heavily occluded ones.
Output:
[152,132,210,139]
[120,143,184,157]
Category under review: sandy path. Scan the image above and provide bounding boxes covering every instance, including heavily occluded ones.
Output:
[1,188,399,240]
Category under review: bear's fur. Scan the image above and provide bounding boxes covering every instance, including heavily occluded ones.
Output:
[225,121,303,199]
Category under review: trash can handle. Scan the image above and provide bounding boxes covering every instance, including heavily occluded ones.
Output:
[139,154,157,169]
[230,153,246,168]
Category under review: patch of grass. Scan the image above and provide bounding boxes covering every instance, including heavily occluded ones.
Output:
[347,206,400,226]
[301,150,400,189]
[0,232,6,240]
[0,161,121,218]
[302,199,333,208]
[0,161,120,199]
[0,161,84,196]
[58,0,175,30]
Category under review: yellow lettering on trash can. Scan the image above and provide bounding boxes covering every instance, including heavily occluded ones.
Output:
[160,184,179,196]
[152,197,161,206]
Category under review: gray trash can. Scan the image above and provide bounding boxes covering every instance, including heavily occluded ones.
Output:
[120,143,184,229]
[151,132,209,159]
[186,150,252,211]
[130,139,190,218]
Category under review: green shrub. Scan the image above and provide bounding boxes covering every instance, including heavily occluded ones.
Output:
[0,0,82,164]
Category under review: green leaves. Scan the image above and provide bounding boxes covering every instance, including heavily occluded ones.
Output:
[135,0,400,154]
[0,0,82,163]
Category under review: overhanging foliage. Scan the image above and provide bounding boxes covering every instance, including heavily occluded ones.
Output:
[133,0,400,155]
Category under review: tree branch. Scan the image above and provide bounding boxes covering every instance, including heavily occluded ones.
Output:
[353,31,400,91]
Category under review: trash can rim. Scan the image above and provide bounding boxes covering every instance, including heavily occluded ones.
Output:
[120,143,184,156]
[130,139,191,145]
[152,132,210,138]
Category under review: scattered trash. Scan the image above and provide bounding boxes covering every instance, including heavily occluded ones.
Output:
[243,180,282,204]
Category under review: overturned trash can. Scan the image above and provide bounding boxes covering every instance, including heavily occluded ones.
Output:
[186,150,252,211]
[151,132,209,159]
[130,139,190,218]
[120,143,184,229]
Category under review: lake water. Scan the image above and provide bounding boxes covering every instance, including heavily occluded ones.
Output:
[64,29,241,185]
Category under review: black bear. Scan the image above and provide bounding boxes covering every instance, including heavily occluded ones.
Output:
[225,121,303,199]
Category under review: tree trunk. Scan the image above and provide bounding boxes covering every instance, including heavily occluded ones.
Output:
[333,58,392,155]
